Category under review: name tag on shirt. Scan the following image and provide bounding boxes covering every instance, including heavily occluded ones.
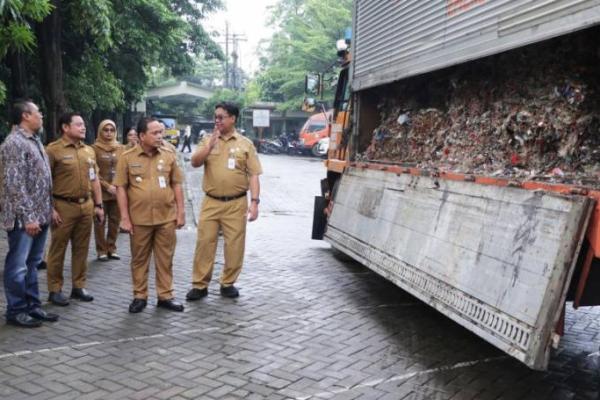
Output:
[158,176,167,188]
[89,167,96,181]
[228,158,235,170]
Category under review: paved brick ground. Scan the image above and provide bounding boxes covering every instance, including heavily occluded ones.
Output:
[0,153,599,399]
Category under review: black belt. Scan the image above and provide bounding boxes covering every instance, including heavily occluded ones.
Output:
[53,194,90,204]
[205,192,247,202]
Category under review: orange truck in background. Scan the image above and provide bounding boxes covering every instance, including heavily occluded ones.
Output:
[299,111,332,157]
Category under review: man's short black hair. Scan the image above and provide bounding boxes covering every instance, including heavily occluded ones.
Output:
[58,112,82,134]
[137,116,158,135]
[11,99,34,125]
[215,102,239,120]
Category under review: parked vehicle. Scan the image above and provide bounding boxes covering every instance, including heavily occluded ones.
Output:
[315,137,329,157]
[310,1,600,370]
[153,115,180,147]
[299,112,332,156]
[258,138,284,154]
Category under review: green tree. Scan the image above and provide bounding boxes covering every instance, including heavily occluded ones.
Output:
[0,0,52,103]
[182,55,225,88]
[201,88,245,119]
[1,0,223,139]
[253,0,352,110]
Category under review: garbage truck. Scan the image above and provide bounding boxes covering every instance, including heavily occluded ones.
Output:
[310,0,600,370]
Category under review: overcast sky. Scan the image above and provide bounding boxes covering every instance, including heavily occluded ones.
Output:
[205,0,279,75]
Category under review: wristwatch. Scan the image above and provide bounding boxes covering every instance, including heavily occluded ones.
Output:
[251,198,260,204]
[94,203,103,209]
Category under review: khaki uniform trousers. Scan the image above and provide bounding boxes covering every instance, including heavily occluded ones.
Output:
[130,221,176,300]
[94,199,120,255]
[47,199,94,292]
[192,196,248,289]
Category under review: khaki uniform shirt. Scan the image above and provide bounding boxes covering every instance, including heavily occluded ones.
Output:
[92,142,123,202]
[114,145,184,226]
[199,131,262,197]
[46,138,99,200]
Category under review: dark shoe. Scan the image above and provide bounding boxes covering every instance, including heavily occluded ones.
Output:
[70,288,94,302]
[220,285,239,298]
[37,261,47,270]
[97,254,109,262]
[108,253,121,260]
[157,298,184,312]
[186,288,208,301]
[48,291,70,306]
[7,313,42,328]
[128,298,147,313]
[29,308,59,322]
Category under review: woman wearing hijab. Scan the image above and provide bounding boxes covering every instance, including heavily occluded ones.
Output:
[92,120,124,261]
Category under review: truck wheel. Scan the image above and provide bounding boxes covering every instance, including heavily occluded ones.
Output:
[311,144,321,157]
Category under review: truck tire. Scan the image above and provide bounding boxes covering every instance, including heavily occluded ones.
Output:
[311,143,321,157]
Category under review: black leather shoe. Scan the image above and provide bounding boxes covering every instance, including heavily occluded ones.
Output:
[37,261,47,270]
[157,298,184,312]
[7,313,42,328]
[108,253,121,260]
[220,285,239,298]
[48,291,70,306]
[70,288,94,302]
[29,308,59,322]
[128,298,147,313]
[186,288,208,301]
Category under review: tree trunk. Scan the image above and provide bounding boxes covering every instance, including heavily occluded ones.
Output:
[7,50,28,99]
[36,0,65,144]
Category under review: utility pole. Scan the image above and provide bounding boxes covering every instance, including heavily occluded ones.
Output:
[224,22,229,88]
[231,34,247,90]
[218,23,247,90]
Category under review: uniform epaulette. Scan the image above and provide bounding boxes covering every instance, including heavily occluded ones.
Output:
[122,146,137,156]
[46,140,61,148]
[239,135,254,145]
[160,145,175,154]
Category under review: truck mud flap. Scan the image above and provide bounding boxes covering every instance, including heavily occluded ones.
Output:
[325,167,594,370]
[311,196,327,240]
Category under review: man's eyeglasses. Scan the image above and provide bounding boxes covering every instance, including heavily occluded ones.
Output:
[214,114,230,121]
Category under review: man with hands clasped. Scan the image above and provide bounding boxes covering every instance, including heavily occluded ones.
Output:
[46,112,105,306]
[115,117,186,313]
[186,102,262,301]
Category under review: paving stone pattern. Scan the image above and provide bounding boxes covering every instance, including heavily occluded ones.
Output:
[0,153,599,399]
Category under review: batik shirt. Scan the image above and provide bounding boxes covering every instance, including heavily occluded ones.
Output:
[0,127,53,230]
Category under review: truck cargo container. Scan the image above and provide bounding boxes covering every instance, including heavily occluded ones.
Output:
[311,0,600,370]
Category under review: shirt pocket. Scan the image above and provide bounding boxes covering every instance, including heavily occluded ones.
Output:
[235,151,247,170]
[207,145,221,159]
[128,164,146,184]
[59,156,77,176]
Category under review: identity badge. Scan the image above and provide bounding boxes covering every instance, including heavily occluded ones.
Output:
[89,167,96,181]
[158,176,167,188]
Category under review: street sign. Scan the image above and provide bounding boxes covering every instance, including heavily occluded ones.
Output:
[253,109,270,127]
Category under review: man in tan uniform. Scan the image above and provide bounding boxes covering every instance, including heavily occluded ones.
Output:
[46,112,105,306]
[115,117,185,313]
[92,120,123,261]
[186,102,262,300]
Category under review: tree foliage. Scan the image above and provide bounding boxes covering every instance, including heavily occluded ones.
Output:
[58,0,224,115]
[253,0,352,110]
[0,0,223,134]
[200,88,246,119]
[0,0,52,104]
